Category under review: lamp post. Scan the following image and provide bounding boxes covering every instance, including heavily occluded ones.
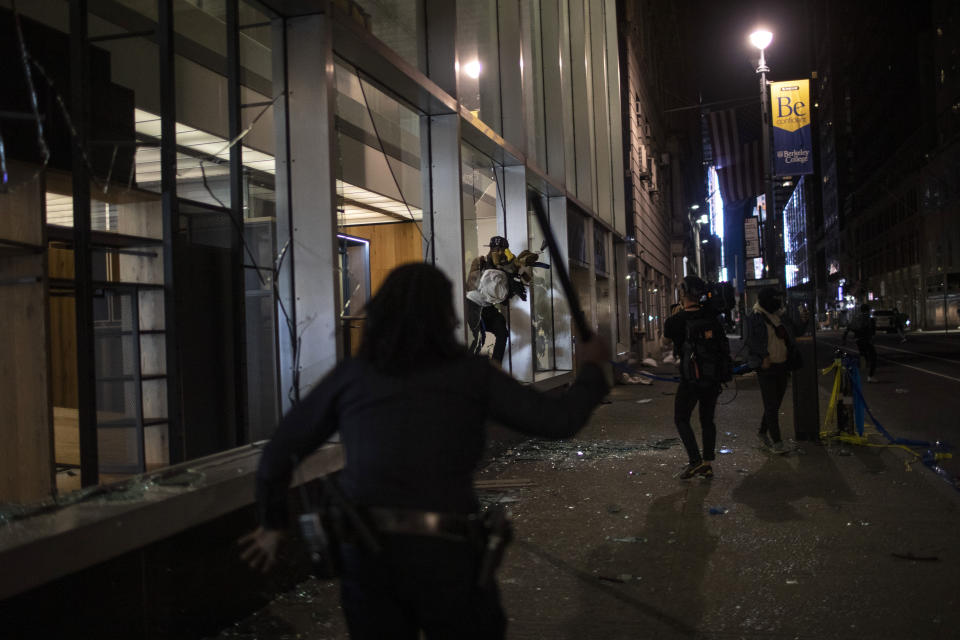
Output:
[750,29,783,288]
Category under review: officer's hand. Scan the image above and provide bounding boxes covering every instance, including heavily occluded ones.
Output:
[238,526,284,573]
[761,356,771,370]
[577,334,610,368]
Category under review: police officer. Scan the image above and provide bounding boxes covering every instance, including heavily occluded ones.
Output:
[239,263,609,639]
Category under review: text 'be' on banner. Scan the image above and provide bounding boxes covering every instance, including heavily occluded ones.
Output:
[771,79,813,177]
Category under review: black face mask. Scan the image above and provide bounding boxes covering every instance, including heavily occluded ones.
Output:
[760,297,782,314]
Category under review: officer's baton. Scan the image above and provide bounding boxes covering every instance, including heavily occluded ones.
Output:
[528,191,592,340]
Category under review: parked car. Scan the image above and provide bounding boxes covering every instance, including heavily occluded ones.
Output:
[872,309,898,333]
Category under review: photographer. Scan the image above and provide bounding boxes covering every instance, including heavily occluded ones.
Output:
[664,276,732,479]
[239,263,609,639]
[464,236,537,365]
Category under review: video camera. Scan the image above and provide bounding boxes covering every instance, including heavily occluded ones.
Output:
[683,276,734,313]
[699,281,735,313]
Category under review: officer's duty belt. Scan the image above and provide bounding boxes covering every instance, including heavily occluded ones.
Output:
[366,507,479,540]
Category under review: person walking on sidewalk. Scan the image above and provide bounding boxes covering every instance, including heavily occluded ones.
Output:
[745,287,799,454]
[892,306,907,342]
[842,303,878,381]
[239,263,610,640]
[664,276,732,479]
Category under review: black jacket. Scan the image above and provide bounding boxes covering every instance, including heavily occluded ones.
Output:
[256,356,609,529]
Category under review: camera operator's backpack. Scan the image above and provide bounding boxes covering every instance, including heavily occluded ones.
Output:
[680,311,732,385]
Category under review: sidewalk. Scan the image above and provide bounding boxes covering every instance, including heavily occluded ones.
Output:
[215,357,960,640]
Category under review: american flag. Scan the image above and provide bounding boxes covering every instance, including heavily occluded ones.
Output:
[706,103,763,204]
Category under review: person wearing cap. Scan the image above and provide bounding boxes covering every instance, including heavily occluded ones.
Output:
[745,287,799,454]
[464,236,513,364]
[663,275,731,479]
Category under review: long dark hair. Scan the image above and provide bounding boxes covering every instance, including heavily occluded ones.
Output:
[357,262,463,373]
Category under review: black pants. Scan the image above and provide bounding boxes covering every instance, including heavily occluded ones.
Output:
[856,338,877,377]
[339,535,506,640]
[466,300,508,364]
[674,382,720,464]
[757,363,790,443]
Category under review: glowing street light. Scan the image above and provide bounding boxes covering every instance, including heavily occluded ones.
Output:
[749,28,783,286]
[749,29,773,52]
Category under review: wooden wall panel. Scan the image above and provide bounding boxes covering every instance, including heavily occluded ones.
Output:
[0,165,54,503]
[49,296,78,410]
[346,222,423,295]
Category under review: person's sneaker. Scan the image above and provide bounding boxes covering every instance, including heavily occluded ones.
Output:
[678,461,708,479]
[698,463,714,478]
[757,432,773,449]
[771,441,790,455]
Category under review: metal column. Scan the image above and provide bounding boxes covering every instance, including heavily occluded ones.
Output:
[422,114,465,330]
[159,0,184,462]
[226,0,249,445]
[274,14,342,409]
[70,0,98,486]
[503,165,533,381]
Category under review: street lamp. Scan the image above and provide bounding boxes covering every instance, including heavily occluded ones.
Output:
[750,28,782,287]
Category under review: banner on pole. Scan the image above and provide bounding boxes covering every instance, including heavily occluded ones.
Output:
[744,216,761,259]
[771,79,813,176]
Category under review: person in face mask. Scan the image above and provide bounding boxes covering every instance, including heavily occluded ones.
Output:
[744,287,797,454]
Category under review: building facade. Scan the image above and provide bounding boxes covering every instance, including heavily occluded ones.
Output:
[0,0,627,504]
[811,0,960,328]
[618,0,700,357]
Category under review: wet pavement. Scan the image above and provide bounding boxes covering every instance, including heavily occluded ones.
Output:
[211,350,960,639]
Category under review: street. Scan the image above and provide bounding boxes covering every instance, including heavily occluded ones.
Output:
[211,347,960,640]
[813,330,960,485]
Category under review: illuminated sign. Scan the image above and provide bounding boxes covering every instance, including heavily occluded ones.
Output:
[744,216,761,259]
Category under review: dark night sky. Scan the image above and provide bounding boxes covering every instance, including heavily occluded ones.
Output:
[683,0,813,106]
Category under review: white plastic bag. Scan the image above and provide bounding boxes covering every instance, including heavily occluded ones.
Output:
[474,269,509,305]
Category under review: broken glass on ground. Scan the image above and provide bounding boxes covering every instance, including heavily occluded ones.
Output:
[491,438,682,466]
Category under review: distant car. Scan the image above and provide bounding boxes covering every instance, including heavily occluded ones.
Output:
[872,309,898,333]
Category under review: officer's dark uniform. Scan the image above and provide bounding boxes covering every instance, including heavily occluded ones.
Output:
[256,355,608,639]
